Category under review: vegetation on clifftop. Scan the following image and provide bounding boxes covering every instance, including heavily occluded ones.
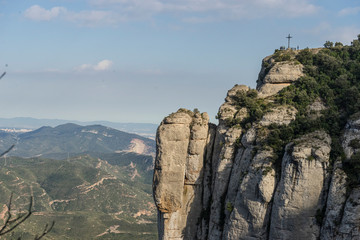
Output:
[226,34,360,187]
[274,34,360,185]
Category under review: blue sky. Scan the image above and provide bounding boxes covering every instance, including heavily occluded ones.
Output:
[0,0,359,124]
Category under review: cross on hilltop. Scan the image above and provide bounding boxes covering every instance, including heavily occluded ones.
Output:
[286,34,292,49]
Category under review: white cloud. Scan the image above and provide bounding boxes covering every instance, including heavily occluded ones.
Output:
[24,5,66,21]
[24,5,119,26]
[24,0,319,26]
[75,60,113,72]
[338,7,360,16]
[94,60,113,71]
[64,10,120,26]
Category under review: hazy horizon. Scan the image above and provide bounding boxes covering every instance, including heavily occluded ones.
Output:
[0,116,160,125]
[1,0,359,124]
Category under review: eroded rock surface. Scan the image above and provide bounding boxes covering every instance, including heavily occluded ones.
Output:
[259,105,297,126]
[256,53,304,98]
[269,131,331,240]
[153,52,359,240]
[153,109,213,240]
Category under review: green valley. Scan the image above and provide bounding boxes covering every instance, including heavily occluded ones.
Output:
[0,124,157,239]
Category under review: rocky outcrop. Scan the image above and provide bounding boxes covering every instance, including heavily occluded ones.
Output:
[153,109,214,240]
[205,85,248,240]
[259,105,297,126]
[269,131,331,240]
[256,52,304,98]
[153,51,359,240]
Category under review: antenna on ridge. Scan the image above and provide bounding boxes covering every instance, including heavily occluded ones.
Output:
[286,34,293,49]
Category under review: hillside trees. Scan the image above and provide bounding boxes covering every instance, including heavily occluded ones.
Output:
[324,41,334,48]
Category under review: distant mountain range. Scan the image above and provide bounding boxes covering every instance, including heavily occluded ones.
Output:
[0,117,158,139]
[0,122,158,239]
[0,123,155,158]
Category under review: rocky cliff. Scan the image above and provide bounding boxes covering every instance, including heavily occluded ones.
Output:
[153,38,360,240]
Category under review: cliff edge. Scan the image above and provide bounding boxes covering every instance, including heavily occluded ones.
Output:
[153,37,360,240]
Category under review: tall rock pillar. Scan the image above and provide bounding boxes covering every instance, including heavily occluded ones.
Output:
[153,109,213,240]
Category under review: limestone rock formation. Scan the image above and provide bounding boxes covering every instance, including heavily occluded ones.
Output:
[269,131,331,240]
[256,52,304,98]
[153,48,360,240]
[153,109,214,240]
[259,105,297,126]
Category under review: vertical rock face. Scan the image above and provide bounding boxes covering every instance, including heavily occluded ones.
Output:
[205,86,248,240]
[153,109,213,240]
[220,100,297,240]
[222,147,275,240]
[320,116,360,240]
[153,51,358,240]
[321,162,348,240]
[269,131,331,240]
